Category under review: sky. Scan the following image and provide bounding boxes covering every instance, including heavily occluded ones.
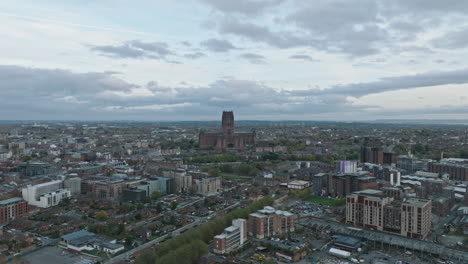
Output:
[1,0,468,121]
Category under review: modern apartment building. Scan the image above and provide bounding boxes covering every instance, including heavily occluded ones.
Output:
[346,190,432,238]
[0,198,29,224]
[248,206,295,239]
[213,219,247,254]
[400,198,432,239]
[346,189,393,231]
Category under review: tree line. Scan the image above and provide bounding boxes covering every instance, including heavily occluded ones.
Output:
[136,196,274,264]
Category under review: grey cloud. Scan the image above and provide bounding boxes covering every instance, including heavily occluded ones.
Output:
[184,52,206,59]
[207,1,468,57]
[294,68,468,98]
[199,0,283,15]
[3,65,468,120]
[90,40,173,59]
[289,55,318,62]
[200,38,238,52]
[239,53,266,64]
[219,19,311,49]
[431,27,468,49]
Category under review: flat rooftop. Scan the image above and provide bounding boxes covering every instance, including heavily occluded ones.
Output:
[18,246,96,264]
[0,197,23,205]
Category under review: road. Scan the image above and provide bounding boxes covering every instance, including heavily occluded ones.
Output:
[105,200,240,264]
[105,219,202,264]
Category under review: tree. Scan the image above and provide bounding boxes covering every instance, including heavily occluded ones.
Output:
[137,203,144,210]
[207,167,219,177]
[141,196,151,204]
[96,211,109,221]
[125,236,133,247]
[188,185,198,195]
[151,191,162,201]
[156,202,163,213]
[59,197,71,207]
[169,201,178,210]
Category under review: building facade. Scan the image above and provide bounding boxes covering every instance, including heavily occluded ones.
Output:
[213,219,247,254]
[346,190,432,238]
[248,206,295,239]
[199,111,255,150]
[0,198,29,224]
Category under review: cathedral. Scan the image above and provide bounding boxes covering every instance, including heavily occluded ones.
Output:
[199,111,255,150]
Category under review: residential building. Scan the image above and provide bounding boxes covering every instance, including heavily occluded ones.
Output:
[195,177,221,196]
[401,198,432,239]
[336,160,357,173]
[287,180,310,190]
[346,190,393,231]
[213,219,247,254]
[21,180,68,208]
[0,198,29,224]
[346,190,432,238]
[428,158,468,181]
[248,206,295,239]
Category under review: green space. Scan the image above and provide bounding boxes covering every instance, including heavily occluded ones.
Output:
[220,173,251,180]
[136,196,274,264]
[295,189,345,206]
[304,196,346,206]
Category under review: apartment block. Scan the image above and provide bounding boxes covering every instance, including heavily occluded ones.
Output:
[346,190,393,231]
[346,190,432,238]
[248,206,295,239]
[213,219,247,254]
[401,198,432,239]
[0,198,29,224]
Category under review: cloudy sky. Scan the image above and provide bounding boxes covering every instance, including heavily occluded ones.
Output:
[1,0,468,121]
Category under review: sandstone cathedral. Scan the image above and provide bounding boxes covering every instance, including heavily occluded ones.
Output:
[199,111,255,150]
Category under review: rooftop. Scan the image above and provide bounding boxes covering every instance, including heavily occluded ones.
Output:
[0,197,24,206]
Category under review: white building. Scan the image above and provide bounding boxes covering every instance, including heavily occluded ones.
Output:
[22,180,71,208]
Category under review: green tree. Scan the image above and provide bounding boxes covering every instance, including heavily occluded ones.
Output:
[151,191,162,200]
[169,201,178,210]
[95,211,109,221]
[188,185,198,195]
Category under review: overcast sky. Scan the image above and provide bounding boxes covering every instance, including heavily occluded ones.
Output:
[1,0,468,121]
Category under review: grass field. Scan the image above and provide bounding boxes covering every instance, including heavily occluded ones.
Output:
[220,173,251,180]
[304,196,346,206]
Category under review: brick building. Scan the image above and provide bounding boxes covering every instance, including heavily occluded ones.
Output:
[428,158,468,181]
[0,198,29,224]
[213,219,247,254]
[248,206,296,239]
[346,190,432,239]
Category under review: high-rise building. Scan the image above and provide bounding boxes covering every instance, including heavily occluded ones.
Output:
[400,198,432,239]
[346,190,432,238]
[346,190,393,231]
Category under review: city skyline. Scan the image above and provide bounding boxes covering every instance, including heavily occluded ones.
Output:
[2,0,468,120]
